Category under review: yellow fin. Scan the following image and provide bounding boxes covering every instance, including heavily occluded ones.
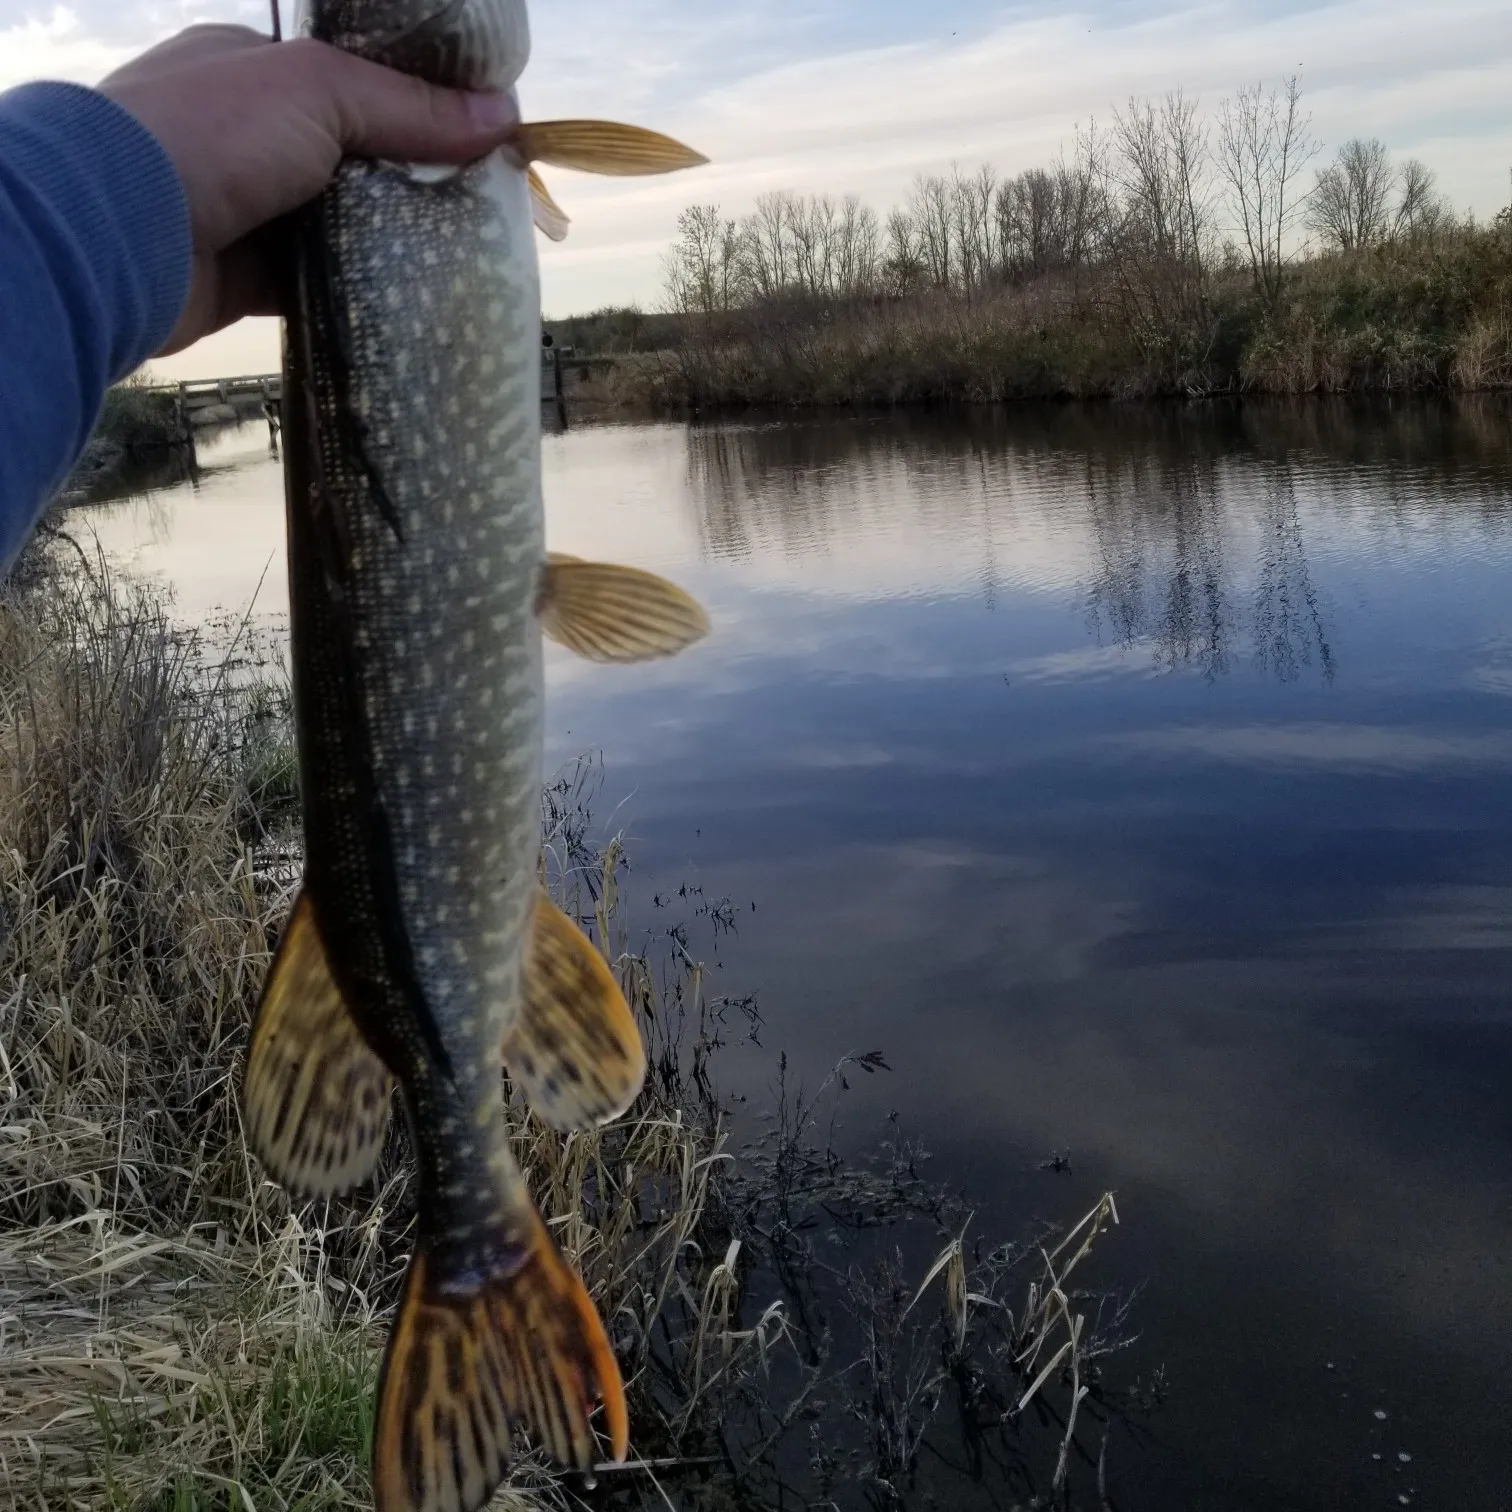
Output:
[513,119,708,176]
[243,891,393,1198]
[528,167,571,242]
[373,1213,628,1512]
[538,557,709,663]
[504,891,645,1130]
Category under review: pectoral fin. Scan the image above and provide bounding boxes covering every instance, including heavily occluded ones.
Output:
[538,557,709,663]
[513,120,707,176]
[243,891,394,1198]
[529,167,571,242]
[503,890,645,1129]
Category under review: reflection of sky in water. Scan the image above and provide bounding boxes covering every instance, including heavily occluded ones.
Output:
[76,400,1512,1509]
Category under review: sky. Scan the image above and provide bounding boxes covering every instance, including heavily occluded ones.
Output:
[6,0,1512,377]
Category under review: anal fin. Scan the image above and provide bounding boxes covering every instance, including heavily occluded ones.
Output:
[538,557,709,663]
[504,890,645,1129]
[373,1206,628,1512]
[243,891,394,1198]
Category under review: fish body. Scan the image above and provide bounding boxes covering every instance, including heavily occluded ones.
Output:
[242,4,707,1509]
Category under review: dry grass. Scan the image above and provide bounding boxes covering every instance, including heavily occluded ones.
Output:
[0,546,1139,1510]
[0,552,761,1509]
[586,222,1512,414]
[92,379,183,453]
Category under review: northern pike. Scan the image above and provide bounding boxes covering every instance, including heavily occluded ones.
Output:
[240,3,707,1509]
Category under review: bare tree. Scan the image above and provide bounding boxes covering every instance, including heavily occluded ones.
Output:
[1056,138,1108,279]
[998,168,1060,278]
[883,208,925,296]
[910,174,955,288]
[663,204,741,316]
[741,191,797,301]
[835,195,881,295]
[1099,91,1217,368]
[949,164,997,294]
[1392,158,1450,241]
[1216,76,1317,304]
[1307,138,1394,250]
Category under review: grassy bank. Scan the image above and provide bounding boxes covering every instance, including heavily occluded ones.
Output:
[616,223,1512,412]
[0,545,1139,1509]
[93,379,183,452]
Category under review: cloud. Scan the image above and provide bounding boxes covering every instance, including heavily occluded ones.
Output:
[526,0,1512,314]
[8,0,1510,358]
[0,8,136,88]
[1115,722,1512,772]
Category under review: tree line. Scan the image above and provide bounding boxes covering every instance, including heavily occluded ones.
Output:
[663,79,1467,369]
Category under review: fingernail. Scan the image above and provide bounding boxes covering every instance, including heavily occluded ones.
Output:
[466,91,516,133]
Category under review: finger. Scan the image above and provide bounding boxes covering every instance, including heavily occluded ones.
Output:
[100,24,266,90]
[156,239,281,357]
[284,39,517,166]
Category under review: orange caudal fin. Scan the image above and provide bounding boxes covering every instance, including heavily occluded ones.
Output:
[372,1209,627,1512]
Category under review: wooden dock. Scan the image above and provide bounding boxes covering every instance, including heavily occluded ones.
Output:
[171,374,282,430]
[163,339,565,437]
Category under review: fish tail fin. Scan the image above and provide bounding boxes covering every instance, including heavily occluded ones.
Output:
[373,1193,627,1512]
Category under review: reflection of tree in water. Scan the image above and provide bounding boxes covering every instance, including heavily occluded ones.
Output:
[1253,468,1334,684]
[681,399,1512,685]
[1084,453,1334,684]
[1084,451,1234,681]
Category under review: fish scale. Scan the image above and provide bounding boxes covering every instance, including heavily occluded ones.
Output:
[243,4,709,1509]
[333,152,543,1080]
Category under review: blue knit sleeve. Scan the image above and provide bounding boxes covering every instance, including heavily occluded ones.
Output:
[0,82,191,569]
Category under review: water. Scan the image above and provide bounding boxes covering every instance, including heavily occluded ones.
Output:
[74,400,1512,1509]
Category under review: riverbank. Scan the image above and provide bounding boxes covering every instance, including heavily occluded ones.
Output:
[568,223,1512,412]
[0,542,1129,1509]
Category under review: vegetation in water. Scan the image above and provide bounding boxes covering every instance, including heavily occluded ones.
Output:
[551,81,1512,411]
[0,540,1147,1509]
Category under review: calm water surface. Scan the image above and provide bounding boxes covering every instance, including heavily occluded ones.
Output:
[77,401,1512,1511]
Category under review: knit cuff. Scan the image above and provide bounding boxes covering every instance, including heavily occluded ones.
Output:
[1,81,192,374]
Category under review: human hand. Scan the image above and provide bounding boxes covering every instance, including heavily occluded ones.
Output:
[98,25,519,355]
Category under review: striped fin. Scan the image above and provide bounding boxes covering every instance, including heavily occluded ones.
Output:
[528,167,570,242]
[243,891,394,1197]
[512,119,707,177]
[373,1212,628,1512]
[504,891,645,1130]
[537,557,709,663]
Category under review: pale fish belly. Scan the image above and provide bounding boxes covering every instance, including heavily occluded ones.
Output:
[330,152,544,1086]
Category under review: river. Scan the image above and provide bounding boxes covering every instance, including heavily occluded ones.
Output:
[72,398,1512,1510]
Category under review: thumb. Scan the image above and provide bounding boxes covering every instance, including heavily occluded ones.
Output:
[291,40,518,165]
